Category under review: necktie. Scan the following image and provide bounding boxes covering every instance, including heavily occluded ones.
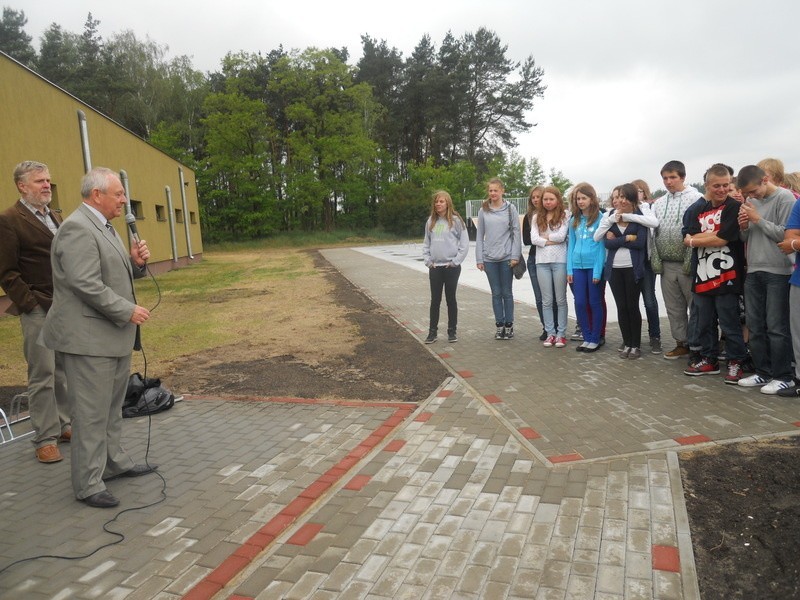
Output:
[105,222,115,236]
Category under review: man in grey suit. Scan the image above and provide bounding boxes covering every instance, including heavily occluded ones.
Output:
[43,167,157,508]
[0,161,71,463]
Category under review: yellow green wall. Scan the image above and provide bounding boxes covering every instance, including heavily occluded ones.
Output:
[0,53,203,268]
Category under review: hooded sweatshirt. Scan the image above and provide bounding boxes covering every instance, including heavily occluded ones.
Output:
[423,215,470,267]
[475,201,521,263]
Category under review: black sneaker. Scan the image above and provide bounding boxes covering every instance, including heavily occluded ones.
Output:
[504,323,514,339]
[448,331,458,343]
[495,326,506,340]
[539,330,548,341]
[424,331,437,344]
[570,326,583,341]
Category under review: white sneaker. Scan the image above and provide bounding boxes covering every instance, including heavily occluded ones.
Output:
[738,374,768,387]
[761,379,793,395]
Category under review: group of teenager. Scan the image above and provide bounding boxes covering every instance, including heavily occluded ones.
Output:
[422,158,800,397]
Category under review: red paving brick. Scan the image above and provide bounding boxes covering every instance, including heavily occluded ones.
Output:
[384,439,406,452]
[415,412,433,422]
[457,370,474,378]
[344,474,372,491]
[287,523,325,546]
[437,389,453,397]
[652,545,681,572]
[548,453,583,463]
[518,427,541,439]
[484,394,502,404]
[674,434,712,445]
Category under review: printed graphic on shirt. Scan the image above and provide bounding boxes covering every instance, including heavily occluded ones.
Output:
[694,204,738,294]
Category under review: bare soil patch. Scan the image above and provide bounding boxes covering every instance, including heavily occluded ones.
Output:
[160,251,449,401]
[681,437,800,599]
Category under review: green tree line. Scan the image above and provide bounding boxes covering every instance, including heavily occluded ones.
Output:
[1,8,573,241]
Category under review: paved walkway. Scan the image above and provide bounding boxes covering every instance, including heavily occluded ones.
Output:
[1,245,799,599]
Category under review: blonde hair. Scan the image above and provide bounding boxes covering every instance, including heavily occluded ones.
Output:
[784,172,800,195]
[481,177,505,211]
[631,179,652,201]
[428,190,464,231]
[536,186,566,232]
[757,158,785,186]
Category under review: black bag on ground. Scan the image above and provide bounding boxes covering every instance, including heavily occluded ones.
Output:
[123,372,175,418]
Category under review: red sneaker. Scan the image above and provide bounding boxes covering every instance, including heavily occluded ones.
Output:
[724,360,743,385]
[684,357,720,376]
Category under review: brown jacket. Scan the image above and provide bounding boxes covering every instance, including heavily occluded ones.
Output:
[0,199,62,315]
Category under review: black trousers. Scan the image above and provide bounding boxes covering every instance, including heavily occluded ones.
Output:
[429,265,461,333]
[610,267,643,348]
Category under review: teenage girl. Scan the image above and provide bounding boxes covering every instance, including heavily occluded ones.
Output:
[529,186,569,347]
[422,190,469,344]
[630,179,662,354]
[522,185,556,341]
[567,183,606,352]
[595,183,648,359]
[476,177,521,340]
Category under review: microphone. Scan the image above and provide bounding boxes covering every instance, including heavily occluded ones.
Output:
[125,213,141,244]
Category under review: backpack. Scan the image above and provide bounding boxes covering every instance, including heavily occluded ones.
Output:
[123,372,175,418]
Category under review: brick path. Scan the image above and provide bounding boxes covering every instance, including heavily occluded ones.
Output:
[1,245,798,599]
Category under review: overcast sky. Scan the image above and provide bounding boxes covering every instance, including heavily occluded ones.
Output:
[12,0,800,194]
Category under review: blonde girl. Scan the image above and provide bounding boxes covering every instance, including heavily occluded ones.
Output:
[476,178,522,340]
[422,190,469,343]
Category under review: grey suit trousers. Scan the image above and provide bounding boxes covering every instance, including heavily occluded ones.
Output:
[62,352,135,499]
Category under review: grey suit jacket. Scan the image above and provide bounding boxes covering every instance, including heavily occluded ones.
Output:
[43,203,145,358]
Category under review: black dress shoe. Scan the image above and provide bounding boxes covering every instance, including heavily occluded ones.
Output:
[104,464,158,481]
[777,383,800,398]
[80,490,120,508]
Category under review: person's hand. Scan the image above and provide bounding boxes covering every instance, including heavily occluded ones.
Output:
[567,275,573,284]
[777,239,797,255]
[684,234,693,247]
[510,259,519,268]
[131,240,150,267]
[615,212,624,223]
[626,234,637,242]
[592,278,600,284]
[129,305,150,325]
[739,201,759,227]
[477,263,485,271]
[606,231,615,240]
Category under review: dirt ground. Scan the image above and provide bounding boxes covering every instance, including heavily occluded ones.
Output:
[680,437,800,599]
[160,251,450,401]
[2,250,799,596]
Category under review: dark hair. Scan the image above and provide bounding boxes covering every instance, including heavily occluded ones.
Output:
[736,165,765,189]
[618,183,640,207]
[660,160,686,179]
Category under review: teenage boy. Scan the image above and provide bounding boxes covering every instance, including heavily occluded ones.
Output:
[735,165,796,394]
[683,164,748,383]
[651,160,703,359]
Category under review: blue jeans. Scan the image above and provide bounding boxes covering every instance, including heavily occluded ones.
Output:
[641,261,661,339]
[745,271,792,380]
[693,292,746,361]
[536,262,567,337]
[484,260,514,325]
[572,269,604,344]
[528,253,557,330]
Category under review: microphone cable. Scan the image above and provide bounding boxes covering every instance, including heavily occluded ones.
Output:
[0,260,168,579]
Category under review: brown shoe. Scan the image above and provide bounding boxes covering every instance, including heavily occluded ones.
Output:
[59,427,72,443]
[664,344,689,360]
[36,444,63,463]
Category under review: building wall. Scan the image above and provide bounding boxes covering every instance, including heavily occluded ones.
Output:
[0,53,203,289]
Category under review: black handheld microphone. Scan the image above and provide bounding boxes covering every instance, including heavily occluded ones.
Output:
[125,212,141,244]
